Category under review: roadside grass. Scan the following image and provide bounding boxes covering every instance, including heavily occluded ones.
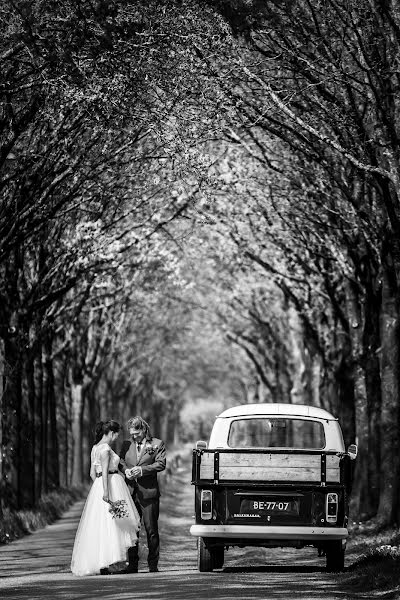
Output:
[340,526,400,597]
[0,486,87,545]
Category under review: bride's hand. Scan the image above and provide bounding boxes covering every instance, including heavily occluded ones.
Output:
[103,495,110,503]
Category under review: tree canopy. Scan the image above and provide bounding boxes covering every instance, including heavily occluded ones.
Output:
[1,0,400,527]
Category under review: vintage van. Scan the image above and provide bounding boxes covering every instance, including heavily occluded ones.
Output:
[190,403,357,572]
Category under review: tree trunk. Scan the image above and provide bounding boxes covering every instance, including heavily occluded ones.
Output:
[165,399,181,446]
[376,259,400,525]
[44,335,59,489]
[54,357,68,487]
[41,340,49,495]
[33,333,44,501]
[151,400,162,437]
[70,381,85,486]
[3,325,22,509]
[0,338,4,517]
[364,277,382,518]
[67,390,74,487]
[21,347,36,508]
[345,280,369,520]
[310,353,321,408]
[335,354,356,448]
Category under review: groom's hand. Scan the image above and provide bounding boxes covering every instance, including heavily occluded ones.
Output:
[125,468,135,479]
[130,466,142,478]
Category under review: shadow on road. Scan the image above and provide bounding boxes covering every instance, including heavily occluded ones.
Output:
[1,570,348,600]
[222,565,327,573]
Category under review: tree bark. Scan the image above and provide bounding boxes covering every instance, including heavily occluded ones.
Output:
[335,355,356,449]
[310,353,321,409]
[364,276,382,518]
[2,321,23,508]
[376,258,400,525]
[70,380,85,486]
[54,357,68,487]
[345,280,369,520]
[41,340,49,495]
[33,331,44,500]
[22,347,36,507]
[44,335,59,489]
[0,338,4,517]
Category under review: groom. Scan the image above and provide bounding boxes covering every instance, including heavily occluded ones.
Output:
[119,416,166,573]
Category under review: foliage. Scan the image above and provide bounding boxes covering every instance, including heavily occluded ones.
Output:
[180,399,225,444]
[0,486,86,545]
[183,0,400,524]
[339,529,400,595]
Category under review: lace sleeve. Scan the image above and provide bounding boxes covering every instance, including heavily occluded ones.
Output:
[97,444,111,461]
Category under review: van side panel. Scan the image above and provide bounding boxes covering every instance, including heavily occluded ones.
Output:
[198,451,341,483]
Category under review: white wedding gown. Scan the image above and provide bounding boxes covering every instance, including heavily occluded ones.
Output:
[71,443,140,576]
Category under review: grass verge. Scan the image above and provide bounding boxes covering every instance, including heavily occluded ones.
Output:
[339,527,400,598]
[0,486,87,545]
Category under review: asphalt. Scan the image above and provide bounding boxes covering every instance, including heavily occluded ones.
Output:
[0,459,378,600]
[0,464,198,581]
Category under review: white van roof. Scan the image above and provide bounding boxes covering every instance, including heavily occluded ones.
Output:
[217,403,337,421]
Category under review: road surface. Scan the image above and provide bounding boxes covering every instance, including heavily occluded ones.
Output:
[0,456,367,600]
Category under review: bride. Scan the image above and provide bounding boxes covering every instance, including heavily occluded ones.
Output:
[71,420,140,576]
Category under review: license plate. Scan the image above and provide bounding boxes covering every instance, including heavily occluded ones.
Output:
[240,498,299,516]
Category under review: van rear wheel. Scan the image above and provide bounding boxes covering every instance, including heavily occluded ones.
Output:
[197,537,213,572]
[325,541,345,572]
[213,546,224,569]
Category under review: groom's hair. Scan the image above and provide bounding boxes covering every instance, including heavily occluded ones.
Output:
[127,416,152,440]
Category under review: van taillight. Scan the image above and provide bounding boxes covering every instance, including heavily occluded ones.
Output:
[201,490,213,520]
[326,493,338,523]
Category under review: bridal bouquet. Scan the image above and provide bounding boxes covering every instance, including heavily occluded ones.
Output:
[108,499,129,519]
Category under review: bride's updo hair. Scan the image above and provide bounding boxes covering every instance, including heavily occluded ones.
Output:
[94,419,121,444]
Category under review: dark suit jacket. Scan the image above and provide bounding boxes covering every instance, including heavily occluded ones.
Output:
[119,437,166,503]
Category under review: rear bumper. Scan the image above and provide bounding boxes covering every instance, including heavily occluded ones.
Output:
[190,524,348,541]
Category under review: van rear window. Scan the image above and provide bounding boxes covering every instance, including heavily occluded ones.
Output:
[228,418,325,449]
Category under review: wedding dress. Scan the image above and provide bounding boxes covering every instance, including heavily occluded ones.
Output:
[71,443,140,576]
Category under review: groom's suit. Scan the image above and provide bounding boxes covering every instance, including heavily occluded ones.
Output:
[119,437,166,570]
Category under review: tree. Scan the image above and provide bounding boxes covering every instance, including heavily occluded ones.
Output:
[187,0,400,523]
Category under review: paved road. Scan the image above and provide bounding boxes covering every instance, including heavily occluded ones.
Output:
[0,460,368,600]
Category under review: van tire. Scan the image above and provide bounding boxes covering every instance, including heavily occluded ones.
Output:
[198,537,213,572]
[325,541,345,572]
[212,546,224,569]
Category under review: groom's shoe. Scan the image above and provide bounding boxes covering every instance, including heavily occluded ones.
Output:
[101,566,131,575]
[118,564,138,574]
[149,565,159,573]
[125,566,138,574]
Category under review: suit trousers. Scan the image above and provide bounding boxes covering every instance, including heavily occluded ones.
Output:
[128,497,160,569]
